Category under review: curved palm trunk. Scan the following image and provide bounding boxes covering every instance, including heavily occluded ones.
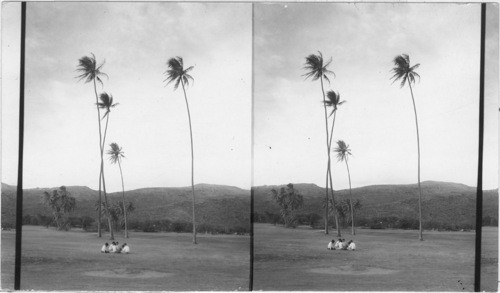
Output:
[93,79,102,238]
[181,79,197,244]
[320,77,330,235]
[408,83,423,241]
[118,160,128,238]
[345,159,354,235]
[101,114,114,240]
[326,111,341,237]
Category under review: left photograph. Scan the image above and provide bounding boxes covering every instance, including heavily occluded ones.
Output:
[1,2,251,290]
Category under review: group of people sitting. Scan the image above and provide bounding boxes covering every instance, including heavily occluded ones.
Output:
[101,242,130,254]
[327,239,356,250]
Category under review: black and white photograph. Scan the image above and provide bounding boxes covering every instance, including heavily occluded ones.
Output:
[1,1,498,292]
[2,2,251,290]
[252,2,498,291]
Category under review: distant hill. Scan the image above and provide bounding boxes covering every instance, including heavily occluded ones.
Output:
[253,181,498,228]
[3,181,497,231]
[1,183,250,230]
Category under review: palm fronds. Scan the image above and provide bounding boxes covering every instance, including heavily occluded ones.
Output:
[324,90,346,116]
[164,56,195,90]
[334,140,352,162]
[76,53,109,86]
[97,93,119,119]
[107,142,125,164]
[303,51,335,84]
[390,54,420,88]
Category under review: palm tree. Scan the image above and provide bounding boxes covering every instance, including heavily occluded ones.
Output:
[303,51,339,235]
[390,54,423,241]
[325,91,345,233]
[107,142,128,238]
[76,53,109,238]
[334,140,355,235]
[95,92,118,240]
[324,90,346,236]
[164,56,197,244]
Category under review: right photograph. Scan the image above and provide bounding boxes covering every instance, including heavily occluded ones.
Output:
[252,3,498,291]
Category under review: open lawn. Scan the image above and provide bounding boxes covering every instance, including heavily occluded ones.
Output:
[253,223,477,291]
[481,226,498,292]
[2,226,249,290]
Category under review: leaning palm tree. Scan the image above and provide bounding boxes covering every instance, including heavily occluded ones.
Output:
[334,140,355,235]
[390,54,423,241]
[107,142,128,238]
[303,51,339,235]
[164,56,197,244]
[76,53,109,238]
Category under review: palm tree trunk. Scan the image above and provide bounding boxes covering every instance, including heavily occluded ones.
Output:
[101,114,114,240]
[93,79,102,238]
[181,79,197,244]
[345,159,355,235]
[320,77,330,235]
[118,160,128,238]
[326,111,341,237]
[408,82,423,241]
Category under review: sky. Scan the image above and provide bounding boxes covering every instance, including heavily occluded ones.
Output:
[2,3,498,193]
[2,2,252,192]
[254,3,498,190]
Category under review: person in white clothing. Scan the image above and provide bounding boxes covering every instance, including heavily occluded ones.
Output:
[121,243,130,254]
[327,240,335,250]
[101,243,110,253]
[347,240,356,250]
[341,239,349,250]
[334,239,343,250]
[109,242,116,253]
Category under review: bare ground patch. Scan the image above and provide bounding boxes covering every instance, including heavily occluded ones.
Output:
[309,265,398,275]
[84,268,174,279]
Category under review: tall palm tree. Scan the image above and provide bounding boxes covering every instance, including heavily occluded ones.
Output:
[390,54,423,241]
[76,53,109,238]
[334,140,355,235]
[164,56,197,244]
[96,92,118,239]
[107,142,128,238]
[324,90,345,236]
[303,51,339,235]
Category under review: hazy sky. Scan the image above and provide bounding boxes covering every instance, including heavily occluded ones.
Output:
[2,3,498,192]
[254,3,498,190]
[2,2,252,192]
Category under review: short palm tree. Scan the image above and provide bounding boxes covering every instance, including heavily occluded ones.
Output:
[76,53,109,238]
[303,51,339,236]
[390,54,423,241]
[164,56,197,244]
[334,140,355,235]
[107,142,128,238]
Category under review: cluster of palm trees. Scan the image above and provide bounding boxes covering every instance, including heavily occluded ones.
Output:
[77,54,198,243]
[76,54,129,240]
[75,51,421,243]
[303,51,423,240]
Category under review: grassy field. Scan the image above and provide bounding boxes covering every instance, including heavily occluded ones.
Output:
[481,226,498,292]
[1,226,249,290]
[253,223,478,291]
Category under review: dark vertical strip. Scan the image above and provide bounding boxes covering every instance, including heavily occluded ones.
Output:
[474,3,486,292]
[14,1,27,290]
[249,3,254,291]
